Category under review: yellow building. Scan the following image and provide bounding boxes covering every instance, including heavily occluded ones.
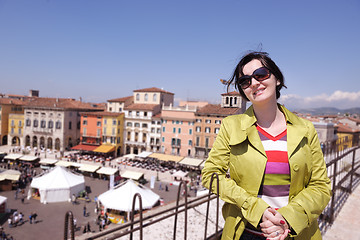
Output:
[0,99,26,145]
[336,123,360,151]
[96,112,125,157]
[8,114,24,146]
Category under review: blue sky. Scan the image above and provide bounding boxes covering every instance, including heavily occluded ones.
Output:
[1,0,359,110]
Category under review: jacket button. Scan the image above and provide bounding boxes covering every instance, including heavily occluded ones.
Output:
[293,164,299,172]
[243,201,249,210]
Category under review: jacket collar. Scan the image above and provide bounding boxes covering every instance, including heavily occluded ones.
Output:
[228,104,309,158]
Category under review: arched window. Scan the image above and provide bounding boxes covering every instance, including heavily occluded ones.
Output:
[48,120,54,129]
[225,97,229,104]
[33,120,38,127]
[153,94,157,102]
[144,93,148,101]
[26,119,31,127]
[136,93,140,101]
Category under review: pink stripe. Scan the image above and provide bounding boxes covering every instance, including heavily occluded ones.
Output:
[265,162,290,174]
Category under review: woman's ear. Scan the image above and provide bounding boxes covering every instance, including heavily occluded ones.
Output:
[276,80,281,86]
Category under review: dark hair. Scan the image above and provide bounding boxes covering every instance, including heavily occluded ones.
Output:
[227,51,286,101]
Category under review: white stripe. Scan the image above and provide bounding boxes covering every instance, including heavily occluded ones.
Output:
[258,195,289,209]
[261,140,287,151]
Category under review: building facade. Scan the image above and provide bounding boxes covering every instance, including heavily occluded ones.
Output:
[160,104,197,157]
[23,98,103,153]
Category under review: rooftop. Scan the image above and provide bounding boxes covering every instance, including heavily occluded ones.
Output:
[133,87,174,95]
[107,96,133,103]
[196,104,242,116]
[25,97,105,111]
[124,103,160,111]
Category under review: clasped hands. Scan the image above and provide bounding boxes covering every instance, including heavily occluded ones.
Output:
[260,207,290,240]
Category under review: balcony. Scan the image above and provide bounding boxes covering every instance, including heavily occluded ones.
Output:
[33,128,53,134]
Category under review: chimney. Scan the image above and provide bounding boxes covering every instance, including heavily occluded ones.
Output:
[29,90,39,97]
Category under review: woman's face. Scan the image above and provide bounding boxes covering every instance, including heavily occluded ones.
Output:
[241,59,279,105]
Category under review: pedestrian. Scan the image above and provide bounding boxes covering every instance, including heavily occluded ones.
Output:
[32,212,37,224]
[83,204,87,217]
[19,212,23,225]
[201,51,331,240]
[21,194,25,204]
[8,218,12,228]
[165,185,168,192]
[86,222,91,233]
[29,214,33,224]
[73,218,77,230]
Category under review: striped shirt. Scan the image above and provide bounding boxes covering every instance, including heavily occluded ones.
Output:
[257,125,290,209]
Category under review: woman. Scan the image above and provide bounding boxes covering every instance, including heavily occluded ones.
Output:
[201,51,331,240]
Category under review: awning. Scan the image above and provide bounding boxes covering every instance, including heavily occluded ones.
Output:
[55,161,73,167]
[4,154,23,160]
[137,151,153,158]
[172,170,188,178]
[96,167,118,176]
[71,144,98,151]
[39,159,58,165]
[19,156,39,162]
[179,157,205,167]
[148,153,184,162]
[120,170,144,181]
[78,164,100,173]
[0,170,21,181]
[93,145,115,153]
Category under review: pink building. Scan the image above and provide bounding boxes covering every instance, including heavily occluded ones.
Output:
[161,104,198,157]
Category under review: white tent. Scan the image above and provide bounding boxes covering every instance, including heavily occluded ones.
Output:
[30,166,85,204]
[98,179,160,212]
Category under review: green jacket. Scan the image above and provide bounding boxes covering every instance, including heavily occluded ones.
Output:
[201,105,331,240]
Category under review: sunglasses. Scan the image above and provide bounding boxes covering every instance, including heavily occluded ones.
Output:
[236,67,271,89]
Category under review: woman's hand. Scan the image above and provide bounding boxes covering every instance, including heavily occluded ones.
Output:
[260,208,289,240]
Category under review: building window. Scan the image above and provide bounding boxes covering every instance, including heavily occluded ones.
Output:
[83,120,87,125]
[119,107,122,112]
[56,121,61,129]
[162,127,165,132]
[112,128,116,135]
[205,137,209,148]
[109,107,112,111]
[18,120,22,127]
[26,119,31,126]
[69,122,72,129]
[162,137,165,142]
[189,129,192,135]
[157,128,161,133]
[103,127,107,133]
[215,128,220,134]
[188,140,192,146]
[178,128,181,134]
[18,128,21,135]
[41,120,46,128]
[196,136,200,146]
[144,93,148,101]
[205,119,211,124]
[196,126,201,132]
[205,127,210,133]
[97,121,101,127]
[173,128,176,133]
[153,94,157,102]
[48,121,53,129]
[196,119,202,123]
[136,111,140,116]
[142,123,148,128]
[128,111,132,117]
[97,129,101,137]
[33,120,38,128]
[144,112,148,117]
[83,128,87,136]
[136,93,140,101]
[134,123,140,128]
[151,128,155,133]
[127,122,132,127]
[215,120,221,124]
[113,119,116,125]
[104,119,107,125]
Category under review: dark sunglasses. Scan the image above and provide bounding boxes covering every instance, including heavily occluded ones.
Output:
[236,67,271,89]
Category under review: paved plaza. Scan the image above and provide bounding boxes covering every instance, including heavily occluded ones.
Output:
[0,145,193,240]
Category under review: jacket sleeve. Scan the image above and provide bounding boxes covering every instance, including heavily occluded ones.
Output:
[277,122,332,236]
[201,118,269,228]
